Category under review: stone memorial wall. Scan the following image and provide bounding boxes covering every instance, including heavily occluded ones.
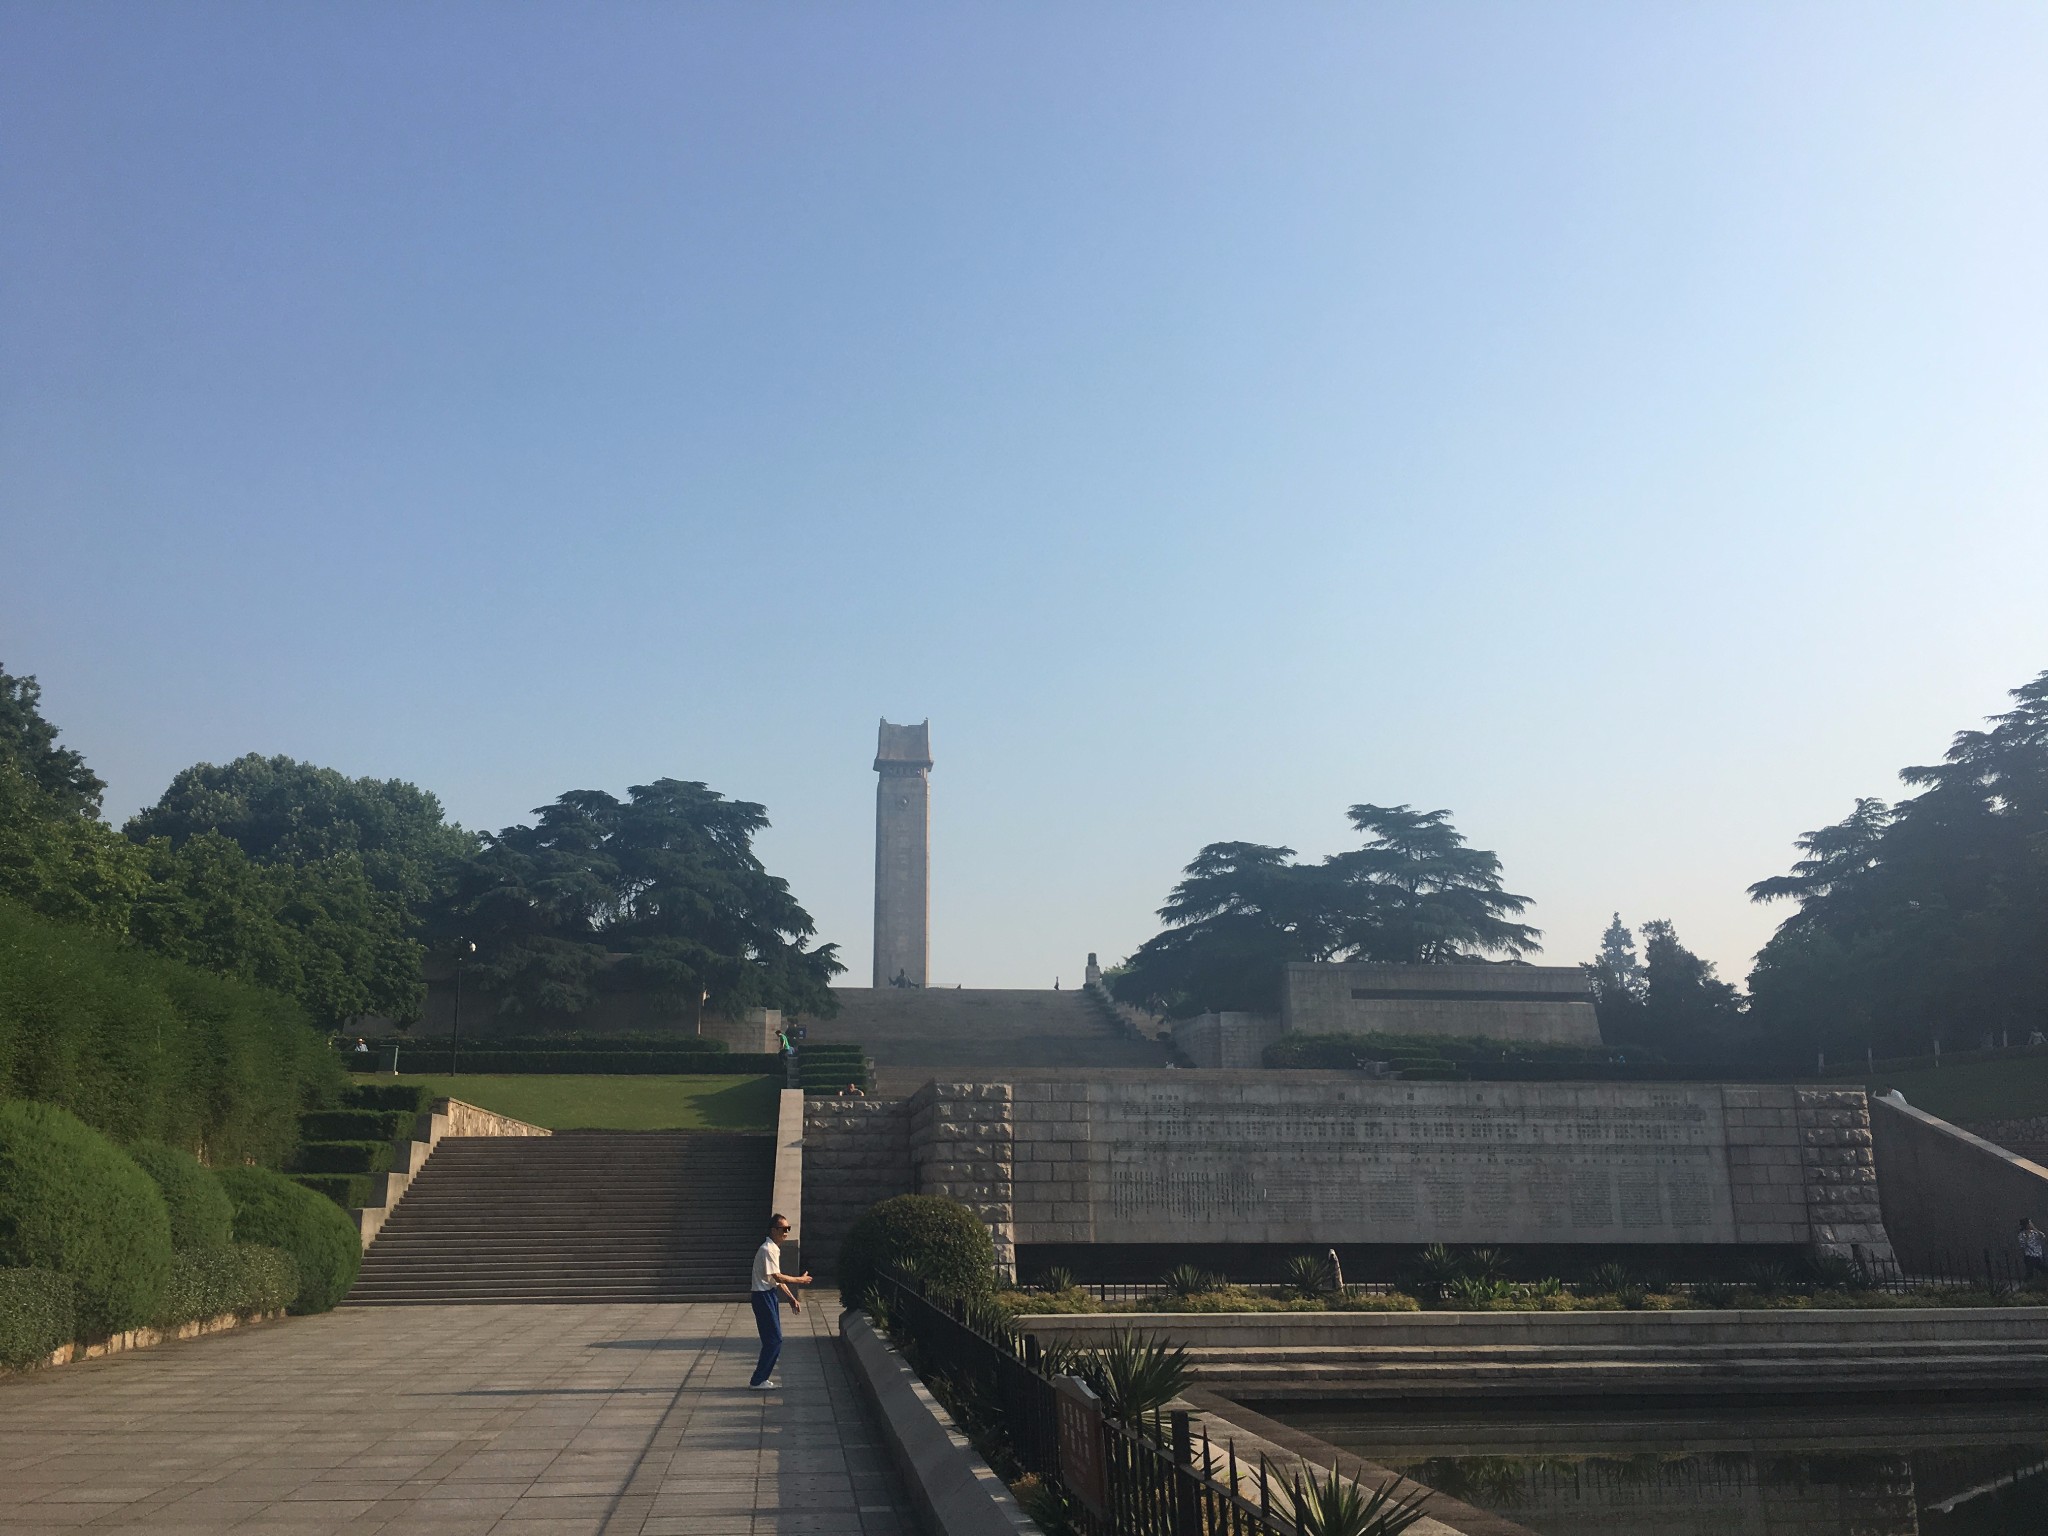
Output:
[803,1073,1893,1274]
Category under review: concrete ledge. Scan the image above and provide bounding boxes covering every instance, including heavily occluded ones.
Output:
[773,1088,805,1274]
[1015,1305,2048,1350]
[840,1310,1040,1536]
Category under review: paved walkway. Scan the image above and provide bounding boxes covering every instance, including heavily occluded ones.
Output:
[0,1298,913,1536]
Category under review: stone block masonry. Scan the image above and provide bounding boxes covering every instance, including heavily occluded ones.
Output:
[807,1074,1897,1272]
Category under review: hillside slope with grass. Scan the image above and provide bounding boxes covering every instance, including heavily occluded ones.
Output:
[350,1073,778,1131]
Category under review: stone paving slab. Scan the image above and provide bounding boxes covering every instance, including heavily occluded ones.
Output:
[0,1298,913,1535]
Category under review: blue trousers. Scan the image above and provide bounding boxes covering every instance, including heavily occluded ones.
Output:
[749,1289,782,1385]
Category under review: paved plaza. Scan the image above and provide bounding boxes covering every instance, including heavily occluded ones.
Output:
[0,1298,913,1536]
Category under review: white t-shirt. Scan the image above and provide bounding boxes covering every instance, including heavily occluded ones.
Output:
[752,1238,781,1293]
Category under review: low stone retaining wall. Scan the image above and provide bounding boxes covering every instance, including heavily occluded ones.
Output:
[9,1309,284,1375]
[840,1310,1040,1536]
[1015,1305,2048,1350]
[1017,1306,2048,1399]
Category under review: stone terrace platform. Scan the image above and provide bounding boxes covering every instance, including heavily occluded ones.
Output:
[0,1299,909,1536]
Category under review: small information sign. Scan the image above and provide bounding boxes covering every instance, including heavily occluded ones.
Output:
[1054,1375,1108,1519]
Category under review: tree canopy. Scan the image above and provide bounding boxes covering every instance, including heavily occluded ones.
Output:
[0,665,105,816]
[1110,803,1538,1018]
[1584,914,1746,1061]
[127,753,475,910]
[444,779,843,1024]
[1746,669,2048,1056]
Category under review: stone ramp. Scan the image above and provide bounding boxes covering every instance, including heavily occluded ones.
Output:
[801,986,1172,1082]
[344,1131,771,1305]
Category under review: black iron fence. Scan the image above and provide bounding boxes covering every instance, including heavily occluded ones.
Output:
[875,1268,1313,1535]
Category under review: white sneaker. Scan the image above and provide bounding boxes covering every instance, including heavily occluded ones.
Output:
[748,1379,780,1390]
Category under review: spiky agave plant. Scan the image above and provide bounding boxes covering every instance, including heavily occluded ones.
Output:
[1286,1465,1432,1536]
[1040,1265,1077,1292]
[1285,1252,1338,1300]
[1411,1243,1463,1290]
[1162,1263,1216,1300]
[1077,1330,1192,1422]
[1463,1247,1508,1283]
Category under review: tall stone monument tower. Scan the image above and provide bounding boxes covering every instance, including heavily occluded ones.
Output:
[872,719,932,988]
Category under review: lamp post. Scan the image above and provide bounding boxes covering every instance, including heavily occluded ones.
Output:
[449,941,476,1076]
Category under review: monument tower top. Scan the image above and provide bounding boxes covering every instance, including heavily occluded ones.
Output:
[872,719,932,988]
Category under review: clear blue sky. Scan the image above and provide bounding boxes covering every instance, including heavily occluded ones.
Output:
[4,3,2044,989]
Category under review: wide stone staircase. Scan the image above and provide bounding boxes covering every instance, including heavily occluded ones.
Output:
[344,1131,771,1305]
[800,987,1172,1093]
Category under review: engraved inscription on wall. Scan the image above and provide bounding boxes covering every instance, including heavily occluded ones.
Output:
[1060,1083,1740,1245]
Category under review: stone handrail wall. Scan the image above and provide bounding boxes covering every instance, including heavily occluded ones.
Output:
[1871,1097,2048,1270]
[433,1099,551,1139]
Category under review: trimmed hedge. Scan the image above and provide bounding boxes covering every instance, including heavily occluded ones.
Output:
[344,1082,436,1115]
[290,1173,380,1209]
[418,1050,780,1075]
[300,1109,416,1141]
[0,899,343,1165]
[152,1244,300,1328]
[837,1194,996,1305]
[0,1101,172,1336]
[292,1140,393,1175]
[126,1141,236,1251]
[0,1268,74,1368]
[214,1166,360,1313]
[451,1033,732,1053]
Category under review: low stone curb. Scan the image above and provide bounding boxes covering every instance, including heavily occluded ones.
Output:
[5,1308,285,1376]
[839,1309,1041,1536]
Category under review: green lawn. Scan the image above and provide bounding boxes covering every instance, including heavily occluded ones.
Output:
[1859,1055,2048,1124]
[351,1073,780,1132]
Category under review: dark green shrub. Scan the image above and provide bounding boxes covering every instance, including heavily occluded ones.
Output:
[237,1244,299,1312]
[343,1082,435,1114]
[290,1173,380,1209]
[213,1166,360,1312]
[405,1050,779,1074]
[151,1243,301,1327]
[0,899,342,1164]
[837,1194,996,1304]
[0,1101,172,1336]
[0,1267,75,1367]
[292,1140,393,1175]
[126,1141,235,1251]
[300,1109,416,1142]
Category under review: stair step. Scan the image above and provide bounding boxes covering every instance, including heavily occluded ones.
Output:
[349,1131,775,1306]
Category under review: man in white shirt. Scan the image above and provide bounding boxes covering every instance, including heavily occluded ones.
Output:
[748,1214,811,1389]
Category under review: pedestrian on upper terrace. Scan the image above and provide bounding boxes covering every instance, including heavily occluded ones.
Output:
[748,1213,811,1389]
[2019,1218,2047,1281]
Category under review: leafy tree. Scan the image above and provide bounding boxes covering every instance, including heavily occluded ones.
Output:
[445,779,843,1025]
[127,834,420,1026]
[1112,843,1340,1016]
[1325,804,1539,964]
[1112,805,1537,1018]
[1582,913,1647,1039]
[0,762,150,935]
[127,753,475,911]
[1636,919,1744,1057]
[0,664,105,815]
[1748,670,2048,1055]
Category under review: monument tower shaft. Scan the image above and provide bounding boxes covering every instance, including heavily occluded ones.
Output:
[872,719,932,988]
